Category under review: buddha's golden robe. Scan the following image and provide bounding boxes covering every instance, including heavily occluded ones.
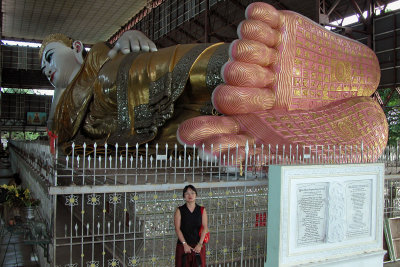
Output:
[53,42,229,145]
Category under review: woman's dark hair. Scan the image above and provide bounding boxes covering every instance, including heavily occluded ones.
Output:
[183,184,197,198]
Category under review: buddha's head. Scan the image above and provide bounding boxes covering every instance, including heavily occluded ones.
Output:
[39,34,84,89]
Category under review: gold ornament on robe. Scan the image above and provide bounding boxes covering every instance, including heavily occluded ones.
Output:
[51,41,229,146]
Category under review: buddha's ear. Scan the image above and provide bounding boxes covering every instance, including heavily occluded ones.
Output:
[72,41,84,65]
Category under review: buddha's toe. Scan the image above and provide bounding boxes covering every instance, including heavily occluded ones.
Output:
[238,19,281,47]
[177,116,239,147]
[222,61,275,87]
[245,2,283,29]
[212,85,275,115]
[229,39,278,66]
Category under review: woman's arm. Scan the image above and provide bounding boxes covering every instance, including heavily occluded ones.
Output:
[174,207,192,253]
[194,207,208,253]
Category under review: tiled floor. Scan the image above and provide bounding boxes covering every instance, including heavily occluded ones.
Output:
[0,170,40,267]
[0,222,40,267]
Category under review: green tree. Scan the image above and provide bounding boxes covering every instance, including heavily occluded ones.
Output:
[379,88,400,146]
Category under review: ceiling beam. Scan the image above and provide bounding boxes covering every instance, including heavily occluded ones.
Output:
[210,9,237,33]
[270,0,291,10]
[327,0,342,16]
[164,35,179,45]
[226,0,246,10]
[193,18,205,30]
[194,20,230,42]
[350,0,367,24]
[205,0,211,43]
[177,28,198,42]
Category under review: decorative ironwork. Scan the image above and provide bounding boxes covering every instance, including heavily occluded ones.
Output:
[86,261,99,267]
[9,140,400,266]
[65,195,79,206]
[87,194,101,206]
[107,259,120,267]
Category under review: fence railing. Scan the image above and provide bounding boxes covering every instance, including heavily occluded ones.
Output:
[8,140,400,266]
[10,140,54,184]
[50,185,268,267]
[11,141,396,188]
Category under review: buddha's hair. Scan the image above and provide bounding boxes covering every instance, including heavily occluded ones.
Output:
[39,33,73,59]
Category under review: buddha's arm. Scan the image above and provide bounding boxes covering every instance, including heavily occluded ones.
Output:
[47,87,65,131]
[80,43,229,144]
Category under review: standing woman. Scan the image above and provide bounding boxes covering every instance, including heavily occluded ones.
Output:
[174,185,208,267]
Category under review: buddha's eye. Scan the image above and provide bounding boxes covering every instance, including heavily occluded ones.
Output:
[45,52,53,63]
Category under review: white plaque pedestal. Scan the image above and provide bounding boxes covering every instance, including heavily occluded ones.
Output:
[266,164,385,267]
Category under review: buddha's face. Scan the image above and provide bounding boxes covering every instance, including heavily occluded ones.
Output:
[41,41,83,89]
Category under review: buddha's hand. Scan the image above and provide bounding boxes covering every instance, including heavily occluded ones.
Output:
[108,30,157,58]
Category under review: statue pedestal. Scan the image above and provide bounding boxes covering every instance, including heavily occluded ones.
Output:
[266,164,385,267]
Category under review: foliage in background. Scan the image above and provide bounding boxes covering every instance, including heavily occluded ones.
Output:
[379,88,400,146]
[0,87,54,96]
[2,131,46,143]
[1,184,40,207]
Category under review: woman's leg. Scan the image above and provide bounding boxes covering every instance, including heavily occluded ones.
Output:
[200,244,206,267]
[175,243,184,267]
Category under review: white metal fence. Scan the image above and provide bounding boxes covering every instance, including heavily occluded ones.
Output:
[11,141,391,187]
[8,140,400,266]
[51,186,267,267]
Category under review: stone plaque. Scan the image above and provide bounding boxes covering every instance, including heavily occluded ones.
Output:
[345,180,372,239]
[267,164,384,267]
[296,183,328,246]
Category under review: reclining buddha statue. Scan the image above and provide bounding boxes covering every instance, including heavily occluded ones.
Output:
[40,2,387,160]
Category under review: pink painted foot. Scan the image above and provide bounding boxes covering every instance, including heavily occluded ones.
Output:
[214,2,381,115]
[178,2,386,164]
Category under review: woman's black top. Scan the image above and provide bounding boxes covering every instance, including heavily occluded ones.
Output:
[177,203,202,245]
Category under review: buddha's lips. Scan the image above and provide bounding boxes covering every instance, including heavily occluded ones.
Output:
[50,72,55,82]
